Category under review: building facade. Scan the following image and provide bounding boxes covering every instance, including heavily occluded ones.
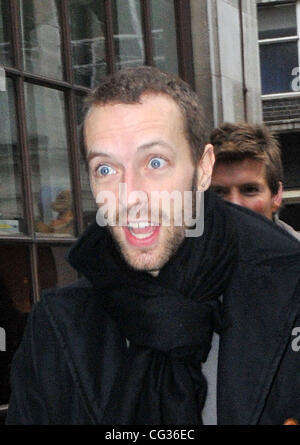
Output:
[257,0,300,229]
[0,0,298,420]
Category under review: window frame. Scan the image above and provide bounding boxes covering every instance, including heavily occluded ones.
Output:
[0,0,195,304]
[258,0,300,98]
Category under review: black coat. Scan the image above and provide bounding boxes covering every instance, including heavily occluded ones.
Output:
[6,202,300,425]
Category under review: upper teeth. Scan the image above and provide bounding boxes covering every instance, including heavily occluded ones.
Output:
[128,222,155,229]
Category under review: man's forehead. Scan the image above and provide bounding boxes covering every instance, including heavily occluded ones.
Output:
[85,92,182,123]
[84,93,186,151]
[213,158,268,184]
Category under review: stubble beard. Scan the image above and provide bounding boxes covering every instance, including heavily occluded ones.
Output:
[109,224,185,273]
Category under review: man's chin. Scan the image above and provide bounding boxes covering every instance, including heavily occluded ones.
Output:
[120,249,165,273]
[109,225,185,273]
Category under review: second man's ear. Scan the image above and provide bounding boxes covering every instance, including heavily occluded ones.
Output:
[271,181,283,214]
[197,144,215,191]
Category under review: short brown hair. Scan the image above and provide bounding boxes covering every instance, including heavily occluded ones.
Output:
[210,122,283,195]
[82,66,207,164]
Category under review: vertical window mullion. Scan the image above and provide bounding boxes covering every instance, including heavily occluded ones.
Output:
[15,77,35,239]
[66,90,84,236]
[15,77,40,303]
[60,0,73,83]
[104,0,116,74]
[9,0,22,69]
[173,0,194,87]
[141,0,154,66]
[60,0,84,235]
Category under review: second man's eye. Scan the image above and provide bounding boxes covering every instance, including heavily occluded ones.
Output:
[149,157,167,169]
[97,164,116,177]
[211,186,227,197]
[242,185,259,195]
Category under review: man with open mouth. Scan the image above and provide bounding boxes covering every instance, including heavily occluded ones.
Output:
[6,67,300,426]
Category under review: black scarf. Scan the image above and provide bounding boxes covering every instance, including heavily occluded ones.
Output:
[67,190,237,424]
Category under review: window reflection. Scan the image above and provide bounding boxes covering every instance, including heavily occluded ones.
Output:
[0,78,26,235]
[0,245,31,406]
[0,0,13,66]
[24,83,75,237]
[70,0,106,88]
[150,0,178,74]
[112,0,145,70]
[19,0,64,79]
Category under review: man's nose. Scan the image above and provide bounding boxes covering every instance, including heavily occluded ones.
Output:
[119,169,148,210]
[227,189,244,207]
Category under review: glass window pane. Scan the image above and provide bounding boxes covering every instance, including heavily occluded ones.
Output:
[0,0,13,66]
[38,246,78,292]
[19,0,64,79]
[0,78,26,235]
[112,0,145,70]
[258,4,297,39]
[0,245,31,406]
[69,0,106,88]
[279,132,300,189]
[76,94,97,228]
[150,0,178,74]
[260,42,299,94]
[24,83,75,237]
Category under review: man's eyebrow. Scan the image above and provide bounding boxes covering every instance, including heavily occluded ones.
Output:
[211,184,228,189]
[137,140,175,152]
[87,140,174,164]
[239,182,261,187]
[87,150,112,164]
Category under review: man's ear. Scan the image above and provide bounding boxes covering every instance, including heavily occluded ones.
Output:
[197,144,215,191]
[271,181,283,214]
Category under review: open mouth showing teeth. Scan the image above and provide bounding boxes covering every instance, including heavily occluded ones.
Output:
[127,222,159,239]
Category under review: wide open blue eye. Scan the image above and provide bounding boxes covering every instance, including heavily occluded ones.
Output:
[97,165,116,176]
[149,157,166,169]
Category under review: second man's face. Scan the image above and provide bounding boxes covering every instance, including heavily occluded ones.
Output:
[84,93,214,274]
[211,158,282,220]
